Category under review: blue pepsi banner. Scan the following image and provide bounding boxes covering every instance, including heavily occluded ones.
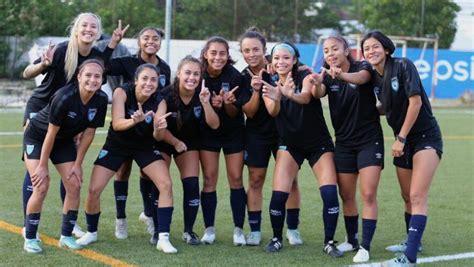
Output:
[296,44,474,99]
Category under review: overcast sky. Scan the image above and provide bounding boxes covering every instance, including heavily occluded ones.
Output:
[451,0,473,51]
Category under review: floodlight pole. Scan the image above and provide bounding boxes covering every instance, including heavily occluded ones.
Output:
[165,0,172,63]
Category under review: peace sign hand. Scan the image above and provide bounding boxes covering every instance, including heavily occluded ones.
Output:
[41,40,55,67]
[222,86,239,105]
[279,72,296,99]
[211,91,223,109]
[131,103,150,124]
[110,20,130,47]
[199,80,211,103]
[321,66,341,80]
[247,69,266,92]
[154,112,172,130]
[309,68,325,86]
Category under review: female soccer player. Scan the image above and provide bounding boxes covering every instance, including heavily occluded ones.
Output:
[311,35,383,263]
[76,64,177,254]
[199,36,247,245]
[22,59,108,253]
[261,42,342,257]
[21,13,127,237]
[239,28,303,246]
[153,56,219,245]
[361,31,443,266]
[105,26,171,239]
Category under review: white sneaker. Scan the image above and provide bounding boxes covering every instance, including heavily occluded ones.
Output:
[76,231,97,246]
[72,223,85,238]
[337,237,359,252]
[246,231,261,246]
[139,212,154,235]
[157,233,177,253]
[353,246,370,263]
[233,227,246,246]
[201,226,216,244]
[115,218,128,239]
[22,227,41,241]
[286,229,303,245]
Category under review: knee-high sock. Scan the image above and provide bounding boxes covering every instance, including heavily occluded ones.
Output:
[405,215,427,263]
[25,213,41,239]
[60,180,66,204]
[201,191,217,228]
[182,177,200,233]
[157,207,174,233]
[61,210,78,236]
[344,215,359,245]
[405,212,411,235]
[286,208,300,230]
[269,191,289,240]
[22,171,33,220]
[151,186,160,234]
[85,212,101,233]
[114,181,128,219]
[248,211,262,232]
[140,177,154,217]
[320,185,340,243]
[230,187,246,228]
[361,218,377,250]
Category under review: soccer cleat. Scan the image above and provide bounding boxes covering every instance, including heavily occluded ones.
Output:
[157,233,178,253]
[337,237,359,252]
[286,229,303,246]
[353,246,370,263]
[323,240,344,258]
[76,231,97,246]
[58,235,83,250]
[115,218,128,239]
[72,223,85,238]
[246,231,262,246]
[182,232,200,245]
[386,240,423,253]
[233,227,246,246]
[201,226,216,244]
[264,237,283,253]
[381,253,416,267]
[22,227,41,241]
[24,238,42,254]
[139,212,155,235]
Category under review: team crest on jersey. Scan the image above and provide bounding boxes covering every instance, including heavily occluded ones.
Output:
[29,112,37,119]
[145,114,153,124]
[26,144,34,155]
[193,106,202,118]
[271,74,279,83]
[98,149,108,159]
[88,108,97,121]
[330,85,340,92]
[391,77,399,92]
[159,74,166,87]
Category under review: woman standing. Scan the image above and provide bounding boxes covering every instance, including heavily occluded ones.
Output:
[22,59,108,253]
[361,31,442,266]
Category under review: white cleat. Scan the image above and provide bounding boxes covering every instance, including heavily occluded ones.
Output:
[115,218,128,239]
[139,212,155,235]
[246,231,261,246]
[337,237,359,252]
[157,233,178,254]
[72,223,86,238]
[76,231,97,246]
[233,227,246,246]
[201,226,216,245]
[286,229,303,246]
[353,246,370,263]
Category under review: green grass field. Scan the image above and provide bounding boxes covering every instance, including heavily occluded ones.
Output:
[0,107,473,266]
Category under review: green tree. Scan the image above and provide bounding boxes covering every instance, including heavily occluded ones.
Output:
[360,0,460,48]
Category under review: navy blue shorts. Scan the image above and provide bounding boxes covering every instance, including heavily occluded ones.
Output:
[23,125,76,164]
[279,139,335,168]
[334,139,384,173]
[200,128,244,155]
[244,133,277,168]
[94,140,164,172]
[23,97,48,126]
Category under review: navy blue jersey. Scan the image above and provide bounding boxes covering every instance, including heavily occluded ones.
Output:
[373,57,438,137]
[159,85,202,144]
[201,65,245,136]
[275,70,332,149]
[30,41,113,102]
[241,66,278,141]
[324,61,383,147]
[105,83,161,149]
[107,54,171,88]
[30,83,108,139]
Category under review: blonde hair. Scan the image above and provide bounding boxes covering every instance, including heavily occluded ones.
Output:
[64,13,102,82]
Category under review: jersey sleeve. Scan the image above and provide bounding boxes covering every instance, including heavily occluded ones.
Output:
[239,72,252,105]
[48,90,69,126]
[402,59,423,97]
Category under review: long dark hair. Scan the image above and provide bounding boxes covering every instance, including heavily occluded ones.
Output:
[172,55,202,130]
[322,35,354,69]
[361,31,396,115]
[200,36,235,73]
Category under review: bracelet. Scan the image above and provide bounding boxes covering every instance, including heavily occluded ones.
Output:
[396,135,406,144]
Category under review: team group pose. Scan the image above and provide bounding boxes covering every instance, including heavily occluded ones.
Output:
[19,12,442,266]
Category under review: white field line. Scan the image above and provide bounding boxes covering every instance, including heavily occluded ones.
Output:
[349,252,474,267]
[0,130,108,136]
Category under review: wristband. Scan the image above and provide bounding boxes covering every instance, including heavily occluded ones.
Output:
[396,135,406,144]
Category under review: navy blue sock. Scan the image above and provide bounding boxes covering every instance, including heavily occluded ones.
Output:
[230,187,246,228]
[269,191,289,241]
[157,207,174,233]
[405,215,427,263]
[85,212,100,233]
[361,218,377,251]
[25,213,40,239]
[344,215,359,245]
[140,177,154,217]
[22,171,33,219]
[114,180,128,219]
[320,185,340,244]
[286,208,300,230]
[61,210,78,236]
[201,191,217,228]
[248,211,262,232]
[151,186,160,234]
[405,212,411,234]
[182,177,200,233]
[60,180,66,203]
